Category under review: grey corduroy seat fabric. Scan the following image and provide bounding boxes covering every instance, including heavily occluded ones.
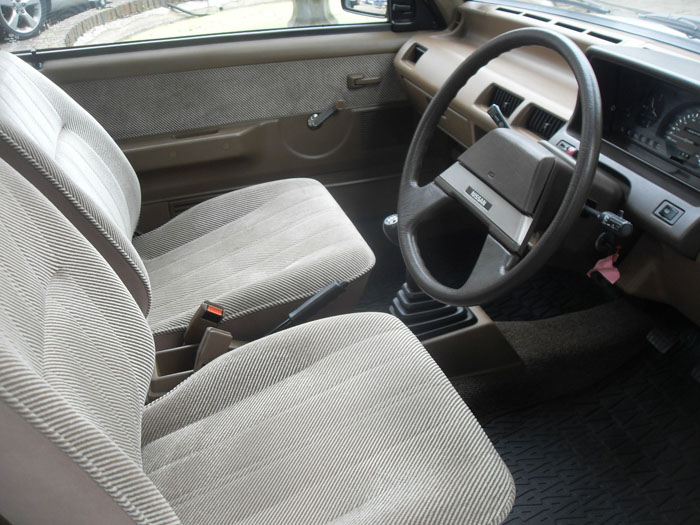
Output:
[0,51,375,346]
[0,158,515,524]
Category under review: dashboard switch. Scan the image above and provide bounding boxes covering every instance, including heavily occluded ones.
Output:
[660,206,678,221]
[654,201,684,225]
[556,140,578,158]
[487,104,511,129]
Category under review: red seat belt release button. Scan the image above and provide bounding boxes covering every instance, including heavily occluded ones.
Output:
[183,301,225,345]
[203,304,224,322]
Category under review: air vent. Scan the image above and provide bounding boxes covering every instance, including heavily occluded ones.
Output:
[555,21,585,32]
[587,31,622,43]
[524,13,551,22]
[496,7,521,14]
[526,107,565,139]
[490,86,523,118]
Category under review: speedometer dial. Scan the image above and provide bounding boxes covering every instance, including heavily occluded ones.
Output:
[664,106,700,172]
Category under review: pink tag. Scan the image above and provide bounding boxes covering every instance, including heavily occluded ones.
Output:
[587,254,620,284]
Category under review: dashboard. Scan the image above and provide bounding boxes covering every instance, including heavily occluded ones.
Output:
[394,3,700,256]
[394,2,700,322]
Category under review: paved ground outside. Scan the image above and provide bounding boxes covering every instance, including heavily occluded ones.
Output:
[0,0,375,52]
[1,0,698,53]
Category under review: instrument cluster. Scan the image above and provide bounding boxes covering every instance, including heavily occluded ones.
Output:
[598,62,700,191]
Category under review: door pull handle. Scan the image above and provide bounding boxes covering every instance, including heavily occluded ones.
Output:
[347,74,382,89]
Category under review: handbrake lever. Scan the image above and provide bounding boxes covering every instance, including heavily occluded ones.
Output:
[265,281,348,336]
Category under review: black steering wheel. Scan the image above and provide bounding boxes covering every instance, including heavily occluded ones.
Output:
[397,28,602,306]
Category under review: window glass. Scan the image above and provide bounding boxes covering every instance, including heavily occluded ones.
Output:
[0,0,387,52]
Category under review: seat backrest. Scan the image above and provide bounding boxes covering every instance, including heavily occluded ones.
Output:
[0,51,151,315]
[0,158,178,524]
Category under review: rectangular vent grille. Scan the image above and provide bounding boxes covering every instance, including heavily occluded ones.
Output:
[555,21,585,32]
[490,86,523,118]
[524,12,550,22]
[496,7,521,14]
[526,107,565,139]
[588,31,622,43]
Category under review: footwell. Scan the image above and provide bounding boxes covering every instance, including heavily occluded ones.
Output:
[485,341,700,523]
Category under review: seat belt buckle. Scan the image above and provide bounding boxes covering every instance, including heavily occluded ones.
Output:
[193,327,234,371]
[183,301,224,344]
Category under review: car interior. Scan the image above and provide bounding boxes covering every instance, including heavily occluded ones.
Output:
[0,0,699,523]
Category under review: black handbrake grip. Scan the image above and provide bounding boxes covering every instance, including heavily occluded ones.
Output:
[265,281,349,336]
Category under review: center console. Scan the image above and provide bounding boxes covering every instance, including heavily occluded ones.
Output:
[381,213,522,376]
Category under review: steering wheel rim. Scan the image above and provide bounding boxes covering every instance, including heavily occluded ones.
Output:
[397,27,602,306]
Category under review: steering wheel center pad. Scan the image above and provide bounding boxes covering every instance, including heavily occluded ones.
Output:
[458,128,557,215]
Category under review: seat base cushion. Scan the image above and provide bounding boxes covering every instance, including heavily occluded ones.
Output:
[134,179,375,342]
[142,313,515,525]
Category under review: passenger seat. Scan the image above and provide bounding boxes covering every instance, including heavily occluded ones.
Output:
[0,51,375,348]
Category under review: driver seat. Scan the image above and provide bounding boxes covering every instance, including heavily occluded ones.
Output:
[0,158,515,523]
[0,51,375,347]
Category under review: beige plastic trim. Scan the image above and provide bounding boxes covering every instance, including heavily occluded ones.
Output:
[618,235,700,325]
[129,106,411,232]
[150,344,198,400]
[423,306,523,376]
[433,0,462,27]
[154,343,198,376]
[150,337,247,400]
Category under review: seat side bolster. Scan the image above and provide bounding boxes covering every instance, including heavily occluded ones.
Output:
[0,136,151,316]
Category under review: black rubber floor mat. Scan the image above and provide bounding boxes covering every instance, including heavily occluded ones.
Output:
[484,346,700,523]
[483,266,613,322]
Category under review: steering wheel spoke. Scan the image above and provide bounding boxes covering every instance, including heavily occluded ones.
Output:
[458,234,519,297]
[398,181,452,233]
[435,161,535,252]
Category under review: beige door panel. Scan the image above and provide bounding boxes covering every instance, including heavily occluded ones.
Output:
[59,51,407,141]
[43,31,414,231]
[129,104,414,232]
